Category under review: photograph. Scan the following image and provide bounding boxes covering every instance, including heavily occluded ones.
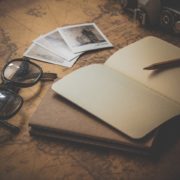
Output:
[59,23,113,53]
[23,43,79,67]
[34,29,81,61]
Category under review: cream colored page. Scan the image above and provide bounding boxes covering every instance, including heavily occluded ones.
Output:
[105,36,180,104]
[52,64,180,139]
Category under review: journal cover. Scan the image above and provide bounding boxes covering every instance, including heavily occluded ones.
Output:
[29,88,158,155]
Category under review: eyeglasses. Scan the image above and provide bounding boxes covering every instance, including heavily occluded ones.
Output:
[0,57,57,132]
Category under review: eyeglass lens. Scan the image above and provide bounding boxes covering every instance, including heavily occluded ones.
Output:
[4,60,41,85]
[0,89,23,120]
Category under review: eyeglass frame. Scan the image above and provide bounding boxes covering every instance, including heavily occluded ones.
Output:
[1,58,43,88]
[0,57,57,131]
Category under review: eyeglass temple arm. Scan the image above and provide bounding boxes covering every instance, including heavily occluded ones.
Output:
[22,57,58,81]
[41,72,57,81]
[16,72,58,81]
[0,121,20,134]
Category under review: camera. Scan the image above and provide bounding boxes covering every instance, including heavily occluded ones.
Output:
[119,0,180,34]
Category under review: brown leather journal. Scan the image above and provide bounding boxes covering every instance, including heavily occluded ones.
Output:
[29,88,163,155]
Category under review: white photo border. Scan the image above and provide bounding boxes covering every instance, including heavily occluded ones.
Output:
[58,23,113,53]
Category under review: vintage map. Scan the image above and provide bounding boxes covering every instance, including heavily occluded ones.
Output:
[0,0,180,179]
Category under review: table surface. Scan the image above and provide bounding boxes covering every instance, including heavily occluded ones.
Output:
[0,0,180,180]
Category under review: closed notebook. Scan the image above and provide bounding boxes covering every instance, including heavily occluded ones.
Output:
[29,88,158,155]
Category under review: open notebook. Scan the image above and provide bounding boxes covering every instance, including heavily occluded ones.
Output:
[52,36,180,139]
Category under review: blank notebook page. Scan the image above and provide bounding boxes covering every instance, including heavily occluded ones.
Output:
[52,64,180,139]
[105,36,180,104]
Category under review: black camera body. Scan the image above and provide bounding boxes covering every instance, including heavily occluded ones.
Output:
[120,0,180,34]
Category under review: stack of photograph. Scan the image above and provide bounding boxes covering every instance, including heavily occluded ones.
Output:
[24,23,113,68]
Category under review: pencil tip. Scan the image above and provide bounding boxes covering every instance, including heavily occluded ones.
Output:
[143,67,151,70]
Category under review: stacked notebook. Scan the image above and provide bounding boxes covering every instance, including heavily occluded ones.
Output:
[29,36,180,156]
[29,88,160,155]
